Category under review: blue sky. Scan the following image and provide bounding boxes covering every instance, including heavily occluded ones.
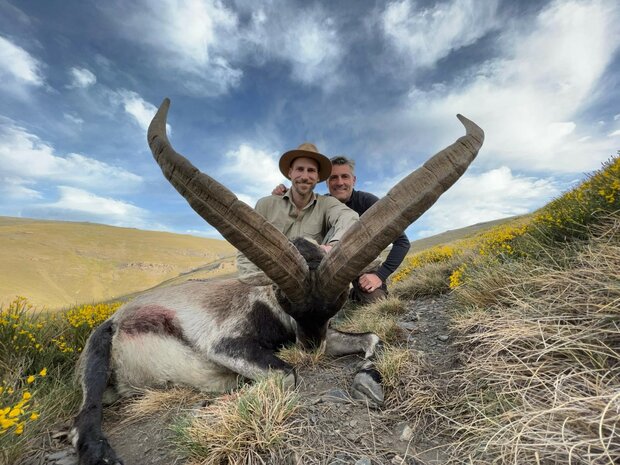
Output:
[1,0,619,240]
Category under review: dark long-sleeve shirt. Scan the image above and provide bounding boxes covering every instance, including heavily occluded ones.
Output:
[345,189,410,282]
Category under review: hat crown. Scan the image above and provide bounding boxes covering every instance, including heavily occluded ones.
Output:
[297,142,319,153]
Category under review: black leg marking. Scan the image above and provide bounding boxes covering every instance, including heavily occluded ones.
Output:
[73,320,124,465]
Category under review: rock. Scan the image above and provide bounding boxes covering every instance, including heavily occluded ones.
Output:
[349,419,358,427]
[391,454,404,464]
[398,321,417,331]
[437,335,450,342]
[355,457,372,465]
[321,388,351,403]
[395,422,414,441]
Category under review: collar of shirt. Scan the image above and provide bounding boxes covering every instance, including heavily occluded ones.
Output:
[283,191,318,212]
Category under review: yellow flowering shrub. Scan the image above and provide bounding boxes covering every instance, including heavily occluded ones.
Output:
[0,369,46,436]
[392,245,459,283]
[476,223,528,259]
[530,155,620,242]
[449,264,468,289]
[65,302,121,329]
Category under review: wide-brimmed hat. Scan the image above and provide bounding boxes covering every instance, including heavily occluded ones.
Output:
[279,143,332,182]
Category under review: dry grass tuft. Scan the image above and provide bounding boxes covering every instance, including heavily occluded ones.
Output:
[176,375,302,465]
[375,346,443,429]
[439,215,620,464]
[277,344,326,368]
[332,300,404,343]
[122,387,209,424]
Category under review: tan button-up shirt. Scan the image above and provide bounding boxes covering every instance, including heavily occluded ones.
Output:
[237,192,359,277]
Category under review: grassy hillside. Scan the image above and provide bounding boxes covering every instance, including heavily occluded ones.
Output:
[0,217,236,309]
[1,155,617,464]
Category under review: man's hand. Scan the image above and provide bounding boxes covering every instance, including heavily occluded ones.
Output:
[358,273,382,293]
[319,244,333,254]
[272,184,288,196]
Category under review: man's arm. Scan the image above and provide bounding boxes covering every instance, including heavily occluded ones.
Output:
[322,196,359,245]
[351,191,410,288]
[375,233,410,282]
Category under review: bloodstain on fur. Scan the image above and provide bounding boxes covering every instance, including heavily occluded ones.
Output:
[119,305,185,341]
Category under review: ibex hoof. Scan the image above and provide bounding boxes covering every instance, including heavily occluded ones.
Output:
[351,369,384,407]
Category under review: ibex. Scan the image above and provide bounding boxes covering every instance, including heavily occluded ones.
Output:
[71,99,484,465]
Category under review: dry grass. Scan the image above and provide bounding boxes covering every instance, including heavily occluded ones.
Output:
[438,215,620,464]
[332,297,405,343]
[176,376,302,465]
[375,346,444,430]
[277,344,326,369]
[122,387,209,424]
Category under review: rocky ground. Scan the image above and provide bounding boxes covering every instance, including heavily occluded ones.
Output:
[36,294,458,465]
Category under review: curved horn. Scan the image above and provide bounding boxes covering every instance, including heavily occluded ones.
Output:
[148,98,309,302]
[317,114,484,301]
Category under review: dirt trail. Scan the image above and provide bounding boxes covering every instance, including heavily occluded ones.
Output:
[41,294,458,465]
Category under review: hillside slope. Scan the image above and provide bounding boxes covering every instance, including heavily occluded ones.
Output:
[0,217,236,309]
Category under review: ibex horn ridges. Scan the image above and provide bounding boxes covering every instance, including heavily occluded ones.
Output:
[148,98,309,303]
[317,114,484,301]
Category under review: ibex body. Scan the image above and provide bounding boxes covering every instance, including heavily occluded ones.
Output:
[71,99,484,465]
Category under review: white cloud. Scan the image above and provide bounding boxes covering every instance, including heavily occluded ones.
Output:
[113,90,160,132]
[0,35,44,90]
[608,129,620,137]
[42,186,148,227]
[63,113,84,126]
[245,5,344,90]
[68,67,97,89]
[380,0,499,69]
[0,177,42,200]
[107,0,344,93]
[411,167,560,237]
[0,120,143,192]
[110,0,242,96]
[219,143,286,206]
[375,0,620,175]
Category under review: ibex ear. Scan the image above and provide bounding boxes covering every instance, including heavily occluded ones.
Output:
[317,114,484,302]
[148,98,309,303]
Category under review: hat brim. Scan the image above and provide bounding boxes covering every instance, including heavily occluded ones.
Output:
[279,149,332,182]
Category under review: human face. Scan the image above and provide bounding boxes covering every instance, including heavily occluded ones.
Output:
[288,157,320,197]
[327,164,356,203]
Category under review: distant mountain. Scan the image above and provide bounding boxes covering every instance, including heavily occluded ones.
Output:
[0,217,236,310]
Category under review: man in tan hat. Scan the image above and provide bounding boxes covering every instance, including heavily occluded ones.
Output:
[237,143,359,278]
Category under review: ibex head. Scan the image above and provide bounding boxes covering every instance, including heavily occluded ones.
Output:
[147,99,484,347]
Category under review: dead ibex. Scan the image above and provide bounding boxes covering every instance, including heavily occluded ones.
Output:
[71,99,484,465]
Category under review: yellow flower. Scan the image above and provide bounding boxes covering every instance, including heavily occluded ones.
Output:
[15,422,24,435]
[22,392,32,400]
[26,375,35,384]
[30,412,39,420]
[39,368,47,377]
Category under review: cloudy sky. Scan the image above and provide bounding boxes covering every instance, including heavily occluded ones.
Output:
[1,0,619,240]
